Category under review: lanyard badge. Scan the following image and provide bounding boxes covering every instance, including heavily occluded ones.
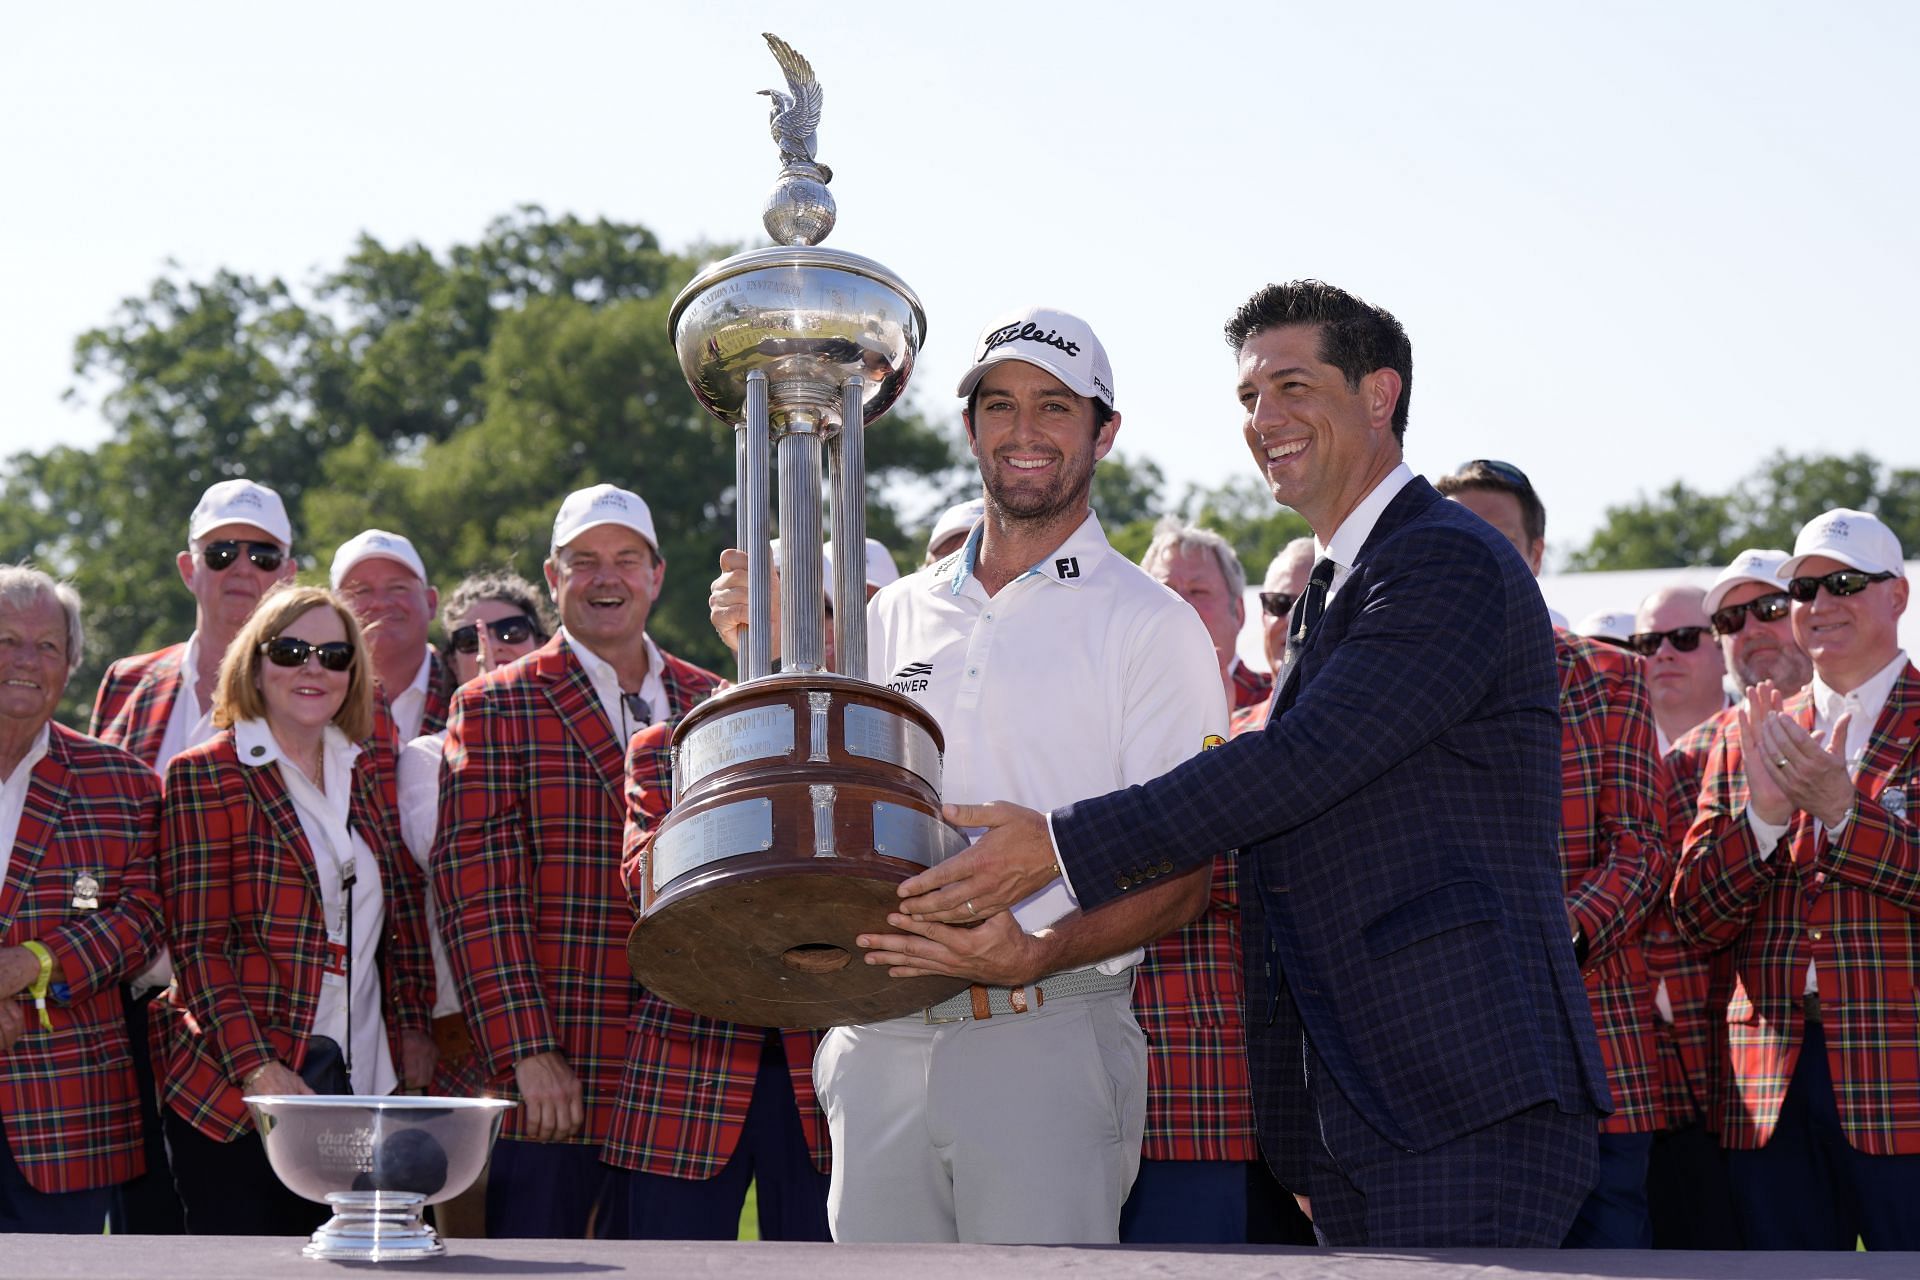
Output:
[323,871,356,986]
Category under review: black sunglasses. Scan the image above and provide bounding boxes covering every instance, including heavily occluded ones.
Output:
[1785,569,1896,603]
[200,540,285,573]
[449,614,540,654]
[1460,458,1535,493]
[260,636,355,672]
[1711,591,1791,637]
[1626,626,1710,657]
[1258,590,1298,619]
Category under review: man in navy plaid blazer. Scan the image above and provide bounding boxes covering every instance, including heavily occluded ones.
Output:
[905,281,1610,1247]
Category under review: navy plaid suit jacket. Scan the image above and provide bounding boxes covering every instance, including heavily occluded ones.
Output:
[1052,478,1610,1189]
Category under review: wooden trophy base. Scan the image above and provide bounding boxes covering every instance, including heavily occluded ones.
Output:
[627,674,970,1028]
[628,861,966,1027]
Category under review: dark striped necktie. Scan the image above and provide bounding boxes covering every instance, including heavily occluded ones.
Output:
[1291,557,1337,648]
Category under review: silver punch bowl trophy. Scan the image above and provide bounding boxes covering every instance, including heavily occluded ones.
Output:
[247,1094,512,1261]
[628,34,970,1027]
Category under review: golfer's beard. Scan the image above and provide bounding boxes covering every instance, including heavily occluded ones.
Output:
[982,454,1095,525]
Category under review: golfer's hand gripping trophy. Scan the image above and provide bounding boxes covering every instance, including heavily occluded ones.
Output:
[627,34,970,1027]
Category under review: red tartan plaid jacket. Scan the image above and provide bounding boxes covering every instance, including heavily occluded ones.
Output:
[433,635,720,1147]
[606,710,833,1177]
[1556,633,1670,1133]
[1671,663,1920,1153]
[365,650,456,793]
[1228,658,1273,713]
[1648,709,1736,1127]
[155,730,433,1143]
[0,725,163,1193]
[1132,853,1258,1161]
[1117,699,1277,1163]
[421,649,455,737]
[90,643,188,769]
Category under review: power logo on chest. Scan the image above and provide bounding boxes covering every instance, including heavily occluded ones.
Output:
[889,660,933,694]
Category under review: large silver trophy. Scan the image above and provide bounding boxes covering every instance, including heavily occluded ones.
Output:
[628,34,969,1027]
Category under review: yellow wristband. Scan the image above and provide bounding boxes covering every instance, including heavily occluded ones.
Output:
[21,941,54,1031]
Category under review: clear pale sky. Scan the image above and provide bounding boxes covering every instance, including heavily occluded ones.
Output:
[4,2,1914,561]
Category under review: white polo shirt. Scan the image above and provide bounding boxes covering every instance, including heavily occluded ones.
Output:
[867,511,1226,974]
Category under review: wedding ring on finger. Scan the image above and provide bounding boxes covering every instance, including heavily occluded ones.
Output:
[966,900,978,918]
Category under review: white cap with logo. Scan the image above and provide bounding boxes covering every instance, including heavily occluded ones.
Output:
[837,537,900,593]
[189,479,293,549]
[955,305,1115,409]
[1572,609,1638,647]
[1779,508,1905,580]
[551,484,660,557]
[770,537,899,608]
[330,529,428,590]
[927,496,986,556]
[1703,548,1792,618]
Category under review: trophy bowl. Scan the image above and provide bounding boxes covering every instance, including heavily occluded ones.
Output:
[246,1094,513,1262]
[668,246,925,431]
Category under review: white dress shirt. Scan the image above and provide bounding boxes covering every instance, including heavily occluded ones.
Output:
[1745,648,1908,995]
[872,511,1226,977]
[0,724,52,890]
[396,732,462,1018]
[387,650,436,745]
[156,632,217,773]
[235,718,397,1096]
[563,630,668,747]
[1316,461,1416,606]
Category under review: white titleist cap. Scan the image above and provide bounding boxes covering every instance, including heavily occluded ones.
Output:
[189,479,292,548]
[551,484,659,556]
[955,305,1115,408]
[927,497,986,555]
[330,529,428,590]
[1779,508,1904,580]
[1703,548,1792,617]
[1572,609,1638,647]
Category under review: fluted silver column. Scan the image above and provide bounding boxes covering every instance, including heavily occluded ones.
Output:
[829,378,868,680]
[778,416,826,672]
[739,372,773,681]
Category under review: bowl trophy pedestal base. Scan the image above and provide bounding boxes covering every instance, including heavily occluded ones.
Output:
[303,1190,442,1263]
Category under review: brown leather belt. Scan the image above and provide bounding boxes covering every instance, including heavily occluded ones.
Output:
[923,966,1134,1024]
[431,1013,475,1064]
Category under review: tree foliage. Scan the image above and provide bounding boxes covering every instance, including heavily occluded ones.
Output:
[1,207,961,724]
[1568,452,1920,571]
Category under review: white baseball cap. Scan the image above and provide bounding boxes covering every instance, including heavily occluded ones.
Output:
[955,305,1115,408]
[551,484,659,556]
[927,497,985,556]
[769,538,897,608]
[1572,609,1638,647]
[330,529,428,590]
[835,537,899,593]
[1779,508,1904,579]
[1703,548,1792,618]
[189,479,292,549]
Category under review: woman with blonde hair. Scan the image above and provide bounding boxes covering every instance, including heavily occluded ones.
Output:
[154,583,434,1234]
